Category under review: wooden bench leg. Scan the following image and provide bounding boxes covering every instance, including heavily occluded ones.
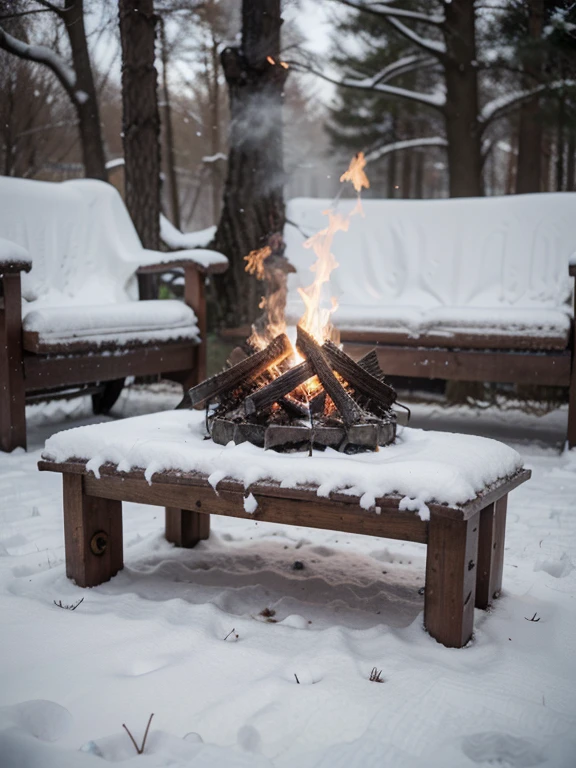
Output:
[62,474,123,587]
[425,511,480,648]
[475,495,507,609]
[165,507,210,547]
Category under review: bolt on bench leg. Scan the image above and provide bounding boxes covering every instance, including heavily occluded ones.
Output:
[62,474,123,587]
[425,511,480,648]
[475,495,508,609]
[165,507,210,547]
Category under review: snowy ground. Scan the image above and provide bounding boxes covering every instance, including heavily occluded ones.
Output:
[1,384,575,767]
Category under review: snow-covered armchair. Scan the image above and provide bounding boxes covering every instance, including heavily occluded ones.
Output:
[0,177,227,452]
[285,193,576,447]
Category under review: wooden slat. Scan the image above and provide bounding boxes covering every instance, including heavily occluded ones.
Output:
[344,343,571,387]
[340,328,569,352]
[83,474,429,544]
[137,258,227,276]
[24,343,195,391]
[38,460,530,522]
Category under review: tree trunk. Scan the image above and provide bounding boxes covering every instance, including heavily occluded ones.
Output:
[414,151,424,198]
[556,94,566,192]
[118,0,161,265]
[567,130,575,191]
[515,0,544,194]
[211,0,287,328]
[210,33,221,223]
[443,0,483,197]
[159,17,180,230]
[61,0,106,181]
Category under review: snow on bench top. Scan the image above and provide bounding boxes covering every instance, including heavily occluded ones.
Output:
[42,411,524,518]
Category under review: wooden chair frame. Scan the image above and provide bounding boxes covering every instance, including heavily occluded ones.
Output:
[0,256,225,452]
[339,265,576,449]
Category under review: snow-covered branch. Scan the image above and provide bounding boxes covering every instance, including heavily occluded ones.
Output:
[334,0,445,26]
[372,54,439,85]
[481,79,576,128]
[290,62,446,111]
[383,16,446,58]
[365,136,447,163]
[0,26,77,99]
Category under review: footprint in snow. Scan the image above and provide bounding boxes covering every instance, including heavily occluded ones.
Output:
[462,732,545,767]
[0,700,73,742]
[533,552,574,579]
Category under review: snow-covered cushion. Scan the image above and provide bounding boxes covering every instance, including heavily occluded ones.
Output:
[22,300,199,352]
[0,177,226,308]
[285,194,576,348]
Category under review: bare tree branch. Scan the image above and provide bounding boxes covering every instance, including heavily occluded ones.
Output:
[0,8,54,20]
[333,0,445,26]
[33,0,64,16]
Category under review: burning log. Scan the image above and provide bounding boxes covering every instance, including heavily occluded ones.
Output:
[296,326,364,427]
[188,333,293,407]
[323,341,396,408]
[244,360,314,416]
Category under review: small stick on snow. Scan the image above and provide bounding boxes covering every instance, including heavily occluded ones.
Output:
[53,597,84,611]
[122,713,154,755]
[294,674,300,684]
[223,628,237,641]
[524,612,541,622]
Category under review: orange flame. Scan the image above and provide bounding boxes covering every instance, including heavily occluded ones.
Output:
[297,152,370,345]
[244,246,272,280]
[339,151,370,193]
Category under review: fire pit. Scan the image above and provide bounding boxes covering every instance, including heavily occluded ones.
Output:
[188,327,398,453]
[188,153,403,454]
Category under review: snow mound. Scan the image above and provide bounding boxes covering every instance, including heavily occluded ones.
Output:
[0,700,72,742]
[160,214,216,250]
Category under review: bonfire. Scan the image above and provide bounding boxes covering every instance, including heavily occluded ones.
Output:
[188,153,401,453]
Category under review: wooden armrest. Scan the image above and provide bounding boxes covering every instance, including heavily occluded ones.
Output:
[137,248,228,276]
[0,239,31,275]
[0,259,32,275]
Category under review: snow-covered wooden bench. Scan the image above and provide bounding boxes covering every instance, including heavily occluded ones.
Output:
[0,178,228,452]
[285,193,576,447]
[39,410,530,648]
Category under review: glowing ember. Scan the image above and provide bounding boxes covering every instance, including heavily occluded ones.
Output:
[244,246,272,280]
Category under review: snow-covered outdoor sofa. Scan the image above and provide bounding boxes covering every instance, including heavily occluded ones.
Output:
[0,177,227,452]
[285,194,576,447]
